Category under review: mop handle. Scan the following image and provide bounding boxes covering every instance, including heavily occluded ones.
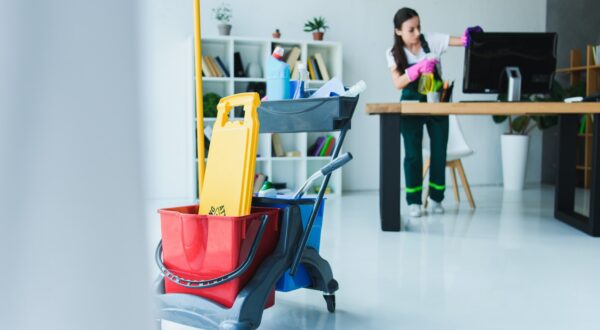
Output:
[320,152,352,176]
[294,152,353,199]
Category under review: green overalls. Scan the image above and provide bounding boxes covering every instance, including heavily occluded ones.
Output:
[401,35,449,205]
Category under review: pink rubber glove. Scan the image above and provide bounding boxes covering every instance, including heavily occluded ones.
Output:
[405,58,438,82]
[461,25,483,47]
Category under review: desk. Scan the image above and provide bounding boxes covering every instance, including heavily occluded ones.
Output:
[365,102,600,236]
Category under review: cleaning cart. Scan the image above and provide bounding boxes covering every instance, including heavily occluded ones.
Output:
[154,93,359,329]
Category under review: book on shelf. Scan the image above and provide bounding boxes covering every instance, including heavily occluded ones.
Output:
[313,53,330,81]
[285,47,301,79]
[234,52,245,77]
[272,133,285,157]
[215,56,230,77]
[208,56,223,77]
[291,63,299,80]
[307,57,317,80]
[202,56,214,76]
[203,56,220,77]
[309,136,326,156]
[310,56,322,80]
[319,135,334,157]
[323,136,335,156]
[201,56,214,77]
[253,173,267,194]
[206,56,216,77]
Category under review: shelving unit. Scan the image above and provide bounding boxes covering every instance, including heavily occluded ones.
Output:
[198,36,343,199]
[557,45,599,189]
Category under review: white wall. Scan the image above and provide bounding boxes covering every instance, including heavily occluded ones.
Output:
[143,0,547,193]
[140,0,197,205]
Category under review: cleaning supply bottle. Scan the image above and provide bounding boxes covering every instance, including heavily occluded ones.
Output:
[266,46,291,100]
[418,73,434,95]
[417,54,438,95]
[292,61,310,99]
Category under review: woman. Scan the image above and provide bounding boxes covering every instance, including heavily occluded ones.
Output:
[386,7,481,217]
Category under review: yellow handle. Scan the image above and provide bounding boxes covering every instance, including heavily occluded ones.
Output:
[215,92,261,129]
[193,0,205,197]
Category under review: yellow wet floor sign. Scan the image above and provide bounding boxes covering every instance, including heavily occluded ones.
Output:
[199,93,260,216]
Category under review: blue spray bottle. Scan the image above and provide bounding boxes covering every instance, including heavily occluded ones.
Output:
[266,46,291,100]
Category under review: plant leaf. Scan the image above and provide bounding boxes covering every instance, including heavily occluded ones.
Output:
[512,115,529,134]
[304,19,319,32]
[305,16,328,32]
[535,115,558,130]
[492,115,508,124]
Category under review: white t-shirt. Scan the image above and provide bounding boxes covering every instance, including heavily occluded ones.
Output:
[386,33,450,76]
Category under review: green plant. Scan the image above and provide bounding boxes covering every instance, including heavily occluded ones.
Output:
[492,80,585,135]
[203,92,221,117]
[212,3,232,24]
[303,16,329,33]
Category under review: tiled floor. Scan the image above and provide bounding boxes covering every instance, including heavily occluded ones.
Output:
[162,185,600,330]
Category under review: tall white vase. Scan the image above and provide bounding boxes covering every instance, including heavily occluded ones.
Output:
[501,134,529,190]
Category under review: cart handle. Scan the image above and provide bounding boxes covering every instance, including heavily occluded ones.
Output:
[155,214,269,289]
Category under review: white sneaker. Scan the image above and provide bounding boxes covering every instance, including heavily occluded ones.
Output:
[409,204,422,217]
[430,199,445,214]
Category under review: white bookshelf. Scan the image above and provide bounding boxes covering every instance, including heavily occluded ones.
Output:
[198,36,343,199]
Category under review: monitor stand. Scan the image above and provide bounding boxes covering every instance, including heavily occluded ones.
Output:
[505,67,521,102]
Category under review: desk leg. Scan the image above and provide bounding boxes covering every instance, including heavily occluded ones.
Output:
[589,114,600,236]
[555,114,600,236]
[380,114,401,231]
[555,115,577,215]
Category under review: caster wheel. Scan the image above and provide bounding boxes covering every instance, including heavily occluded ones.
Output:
[323,294,336,313]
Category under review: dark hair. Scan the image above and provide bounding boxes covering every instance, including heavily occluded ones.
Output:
[392,7,419,74]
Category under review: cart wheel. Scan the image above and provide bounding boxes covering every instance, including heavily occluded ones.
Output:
[323,294,336,313]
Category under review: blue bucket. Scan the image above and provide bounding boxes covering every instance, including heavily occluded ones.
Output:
[252,196,324,291]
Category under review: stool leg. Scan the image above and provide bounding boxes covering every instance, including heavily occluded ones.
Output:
[448,161,460,203]
[423,158,431,208]
[456,159,475,209]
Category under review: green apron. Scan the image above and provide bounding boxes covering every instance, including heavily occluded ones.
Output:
[400,35,449,205]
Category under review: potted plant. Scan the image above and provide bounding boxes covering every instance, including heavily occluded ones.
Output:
[304,16,329,41]
[212,3,232,36]
[493,81,581,190]
[272,29,281,39]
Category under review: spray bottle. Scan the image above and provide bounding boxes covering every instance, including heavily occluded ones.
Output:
[292,61,310,99]
[417,54,439,95]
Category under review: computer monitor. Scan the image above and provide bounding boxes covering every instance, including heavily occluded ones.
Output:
[463,32,558,101]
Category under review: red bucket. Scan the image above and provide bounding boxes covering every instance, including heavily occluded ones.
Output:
[158,205,279,308]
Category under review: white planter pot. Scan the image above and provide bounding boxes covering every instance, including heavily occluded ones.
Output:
[501,134,529,190]
[217,24,232,36]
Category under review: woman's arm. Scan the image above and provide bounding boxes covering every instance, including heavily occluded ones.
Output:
[389,66,412,90]
[449,36,463,47]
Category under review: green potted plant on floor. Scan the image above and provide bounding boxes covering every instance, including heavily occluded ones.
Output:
[304,16,329,41]
[212,3,232,36]
[493,80,584,190]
